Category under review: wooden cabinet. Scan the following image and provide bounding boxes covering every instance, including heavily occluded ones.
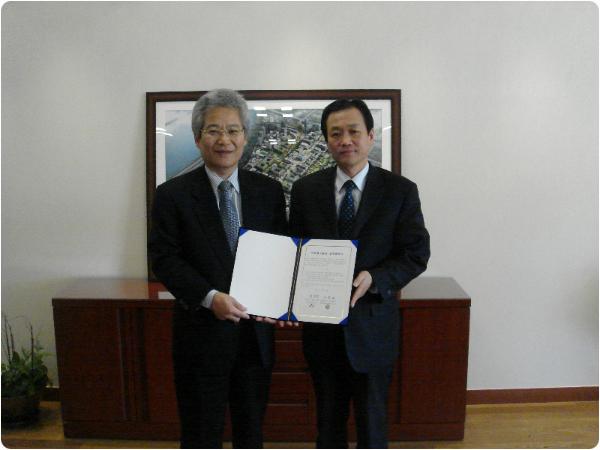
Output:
[53,277,470,441]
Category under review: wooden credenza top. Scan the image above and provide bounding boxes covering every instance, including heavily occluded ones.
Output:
[53,278,165,301]
[400,277,470,308]
[52,277,470,309]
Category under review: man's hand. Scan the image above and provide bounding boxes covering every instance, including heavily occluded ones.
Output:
[254,316,276,324]
[253,316,300,328]
[350,271,373,308]
[211,292,249,322]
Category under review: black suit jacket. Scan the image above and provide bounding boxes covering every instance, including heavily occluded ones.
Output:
[289,164,430,372]
[148,166,287,372]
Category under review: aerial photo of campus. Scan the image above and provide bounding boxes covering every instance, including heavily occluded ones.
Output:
[164,107,383,207]
[243,108,335,197]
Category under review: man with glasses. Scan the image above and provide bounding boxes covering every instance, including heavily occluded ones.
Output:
[149,89,287,448]
[289,99,430,448]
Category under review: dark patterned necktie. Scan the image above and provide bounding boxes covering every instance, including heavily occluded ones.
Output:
[218,180,239,253]
[338,180,356,238]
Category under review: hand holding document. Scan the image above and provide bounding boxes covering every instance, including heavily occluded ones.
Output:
[229,229,358,324]
[211,292,249,323]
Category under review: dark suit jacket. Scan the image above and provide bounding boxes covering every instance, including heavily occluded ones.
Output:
[148,166,287,372]
[289,164,430,373]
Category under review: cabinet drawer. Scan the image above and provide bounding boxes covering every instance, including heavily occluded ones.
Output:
[270,372,311,403]
[265,404,311,425]
[274,340,307,370]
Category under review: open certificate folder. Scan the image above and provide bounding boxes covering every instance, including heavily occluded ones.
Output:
[229,229,358,324]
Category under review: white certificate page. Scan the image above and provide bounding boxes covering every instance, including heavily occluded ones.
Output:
[292,239,357,324]
[229,230,297,319]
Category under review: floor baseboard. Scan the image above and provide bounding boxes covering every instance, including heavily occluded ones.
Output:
[43,386,60,401]
[467,386,599,404]
[44,386,599,404]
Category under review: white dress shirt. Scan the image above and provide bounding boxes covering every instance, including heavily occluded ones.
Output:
[334,163,378,294]
[334,163,369,215]
[201,166,242,309]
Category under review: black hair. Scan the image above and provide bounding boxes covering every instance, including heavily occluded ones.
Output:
[320,99,374,141]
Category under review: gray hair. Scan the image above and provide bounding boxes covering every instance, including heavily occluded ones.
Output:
[191,89,249,139]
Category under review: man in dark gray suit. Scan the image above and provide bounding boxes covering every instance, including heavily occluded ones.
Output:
[149,89,287,448]
[289,99,430,448]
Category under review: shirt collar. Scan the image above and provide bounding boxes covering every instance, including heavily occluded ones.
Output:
[335,163,369,194]
[205,166,240,194]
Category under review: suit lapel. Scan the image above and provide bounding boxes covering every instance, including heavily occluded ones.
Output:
[316,167,339,237]
[189,166,234,271]
[239,170,260,228]
[352,164,385,237]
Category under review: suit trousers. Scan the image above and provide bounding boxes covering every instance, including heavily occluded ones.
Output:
[174,320,271,449]
[307,328,393,449]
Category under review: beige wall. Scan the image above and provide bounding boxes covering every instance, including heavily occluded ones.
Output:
[2,1,598,389]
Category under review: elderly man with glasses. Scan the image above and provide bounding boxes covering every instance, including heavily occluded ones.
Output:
[149,89,287,448]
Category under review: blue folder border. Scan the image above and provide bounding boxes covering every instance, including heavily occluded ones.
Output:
[277,312,299,322]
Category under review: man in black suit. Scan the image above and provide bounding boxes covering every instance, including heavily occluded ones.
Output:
[289,99,430,448]
[148,89,287,448]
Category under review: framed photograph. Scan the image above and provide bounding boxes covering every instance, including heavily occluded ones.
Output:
[146,89,401,276]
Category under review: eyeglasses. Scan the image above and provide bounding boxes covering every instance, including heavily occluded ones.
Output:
[201,126,245,139]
